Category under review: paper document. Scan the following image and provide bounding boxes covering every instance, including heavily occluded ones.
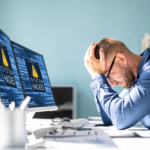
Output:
[88,116,103,121]
[44,130,117,149]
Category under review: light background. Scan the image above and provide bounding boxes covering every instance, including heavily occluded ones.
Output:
[0,0,150,118]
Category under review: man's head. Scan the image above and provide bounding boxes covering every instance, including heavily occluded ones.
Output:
[95,38,139,89]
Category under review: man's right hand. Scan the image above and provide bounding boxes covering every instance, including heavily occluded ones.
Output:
[84,43,106,79]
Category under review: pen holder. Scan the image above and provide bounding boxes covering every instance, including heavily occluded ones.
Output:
[0,108,26,149]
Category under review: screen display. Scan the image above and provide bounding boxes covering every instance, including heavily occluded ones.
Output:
[12,42,55,107]
[0,30,24,106]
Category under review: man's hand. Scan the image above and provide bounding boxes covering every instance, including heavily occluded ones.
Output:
[84,43,105,79]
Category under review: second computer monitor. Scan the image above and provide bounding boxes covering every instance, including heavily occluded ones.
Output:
[11,41,57,112]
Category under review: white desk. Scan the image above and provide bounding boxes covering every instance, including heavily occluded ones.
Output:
[102,127,150,149]
[26,119,150,150]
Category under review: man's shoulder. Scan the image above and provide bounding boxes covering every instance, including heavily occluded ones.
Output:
[140,59,150,79]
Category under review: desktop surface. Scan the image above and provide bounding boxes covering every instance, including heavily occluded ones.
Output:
[26,117,150,150]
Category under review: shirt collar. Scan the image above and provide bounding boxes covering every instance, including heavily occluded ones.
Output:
[137,48,150,78]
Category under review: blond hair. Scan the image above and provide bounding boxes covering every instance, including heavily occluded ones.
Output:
[95,38,129,59]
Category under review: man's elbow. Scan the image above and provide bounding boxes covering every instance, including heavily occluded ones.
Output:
[112,120,130,130]
[114,124,127,130]
[101,117,127,129]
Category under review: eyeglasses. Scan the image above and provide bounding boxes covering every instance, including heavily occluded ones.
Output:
[106,52,122,80]
[106,56,116,79]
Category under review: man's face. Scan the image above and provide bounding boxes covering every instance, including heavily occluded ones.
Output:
[104,55,135,89]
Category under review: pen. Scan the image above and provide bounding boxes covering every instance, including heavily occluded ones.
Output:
[20,96,31,110]
[9,101,15,111]
[95,124,112,126]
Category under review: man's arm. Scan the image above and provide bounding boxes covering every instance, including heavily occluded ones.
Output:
[94,95,112,125]
[91,74,150,130]
[91,84,130,125]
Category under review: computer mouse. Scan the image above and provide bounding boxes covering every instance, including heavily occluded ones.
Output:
[62,117,70,122]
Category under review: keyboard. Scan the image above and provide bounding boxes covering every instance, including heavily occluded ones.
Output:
[58,119,89,130]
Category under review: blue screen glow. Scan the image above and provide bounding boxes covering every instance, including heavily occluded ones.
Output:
[0,30,24,107]
[12,42,55,108]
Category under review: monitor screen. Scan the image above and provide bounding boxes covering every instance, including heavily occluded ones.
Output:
[11,42,56,108]
[0,29,24,107]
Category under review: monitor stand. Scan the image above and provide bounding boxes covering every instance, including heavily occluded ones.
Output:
[26,112,35,123]
[26,111,54,129]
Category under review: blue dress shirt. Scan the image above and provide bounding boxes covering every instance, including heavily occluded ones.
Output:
[90,48,150,130]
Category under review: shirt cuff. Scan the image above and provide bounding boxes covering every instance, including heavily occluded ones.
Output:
[90,74,110,95]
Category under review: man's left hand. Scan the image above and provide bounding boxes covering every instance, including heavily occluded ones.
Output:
[84,43,105,79]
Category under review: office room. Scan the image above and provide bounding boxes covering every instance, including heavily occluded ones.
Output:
[0,0,150,149]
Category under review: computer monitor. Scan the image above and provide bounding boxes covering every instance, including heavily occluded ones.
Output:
[11,41,58,117]
[0,29,24,106]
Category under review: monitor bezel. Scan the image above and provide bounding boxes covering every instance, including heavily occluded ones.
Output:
[0,29,11,41]
[11,41,58,112]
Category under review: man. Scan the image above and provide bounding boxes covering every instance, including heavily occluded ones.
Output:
[84,38,150,130]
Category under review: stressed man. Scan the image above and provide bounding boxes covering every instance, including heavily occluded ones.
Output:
[84,38,150,130]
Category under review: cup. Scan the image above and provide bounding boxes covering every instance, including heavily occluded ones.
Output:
[0,108,26,149]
